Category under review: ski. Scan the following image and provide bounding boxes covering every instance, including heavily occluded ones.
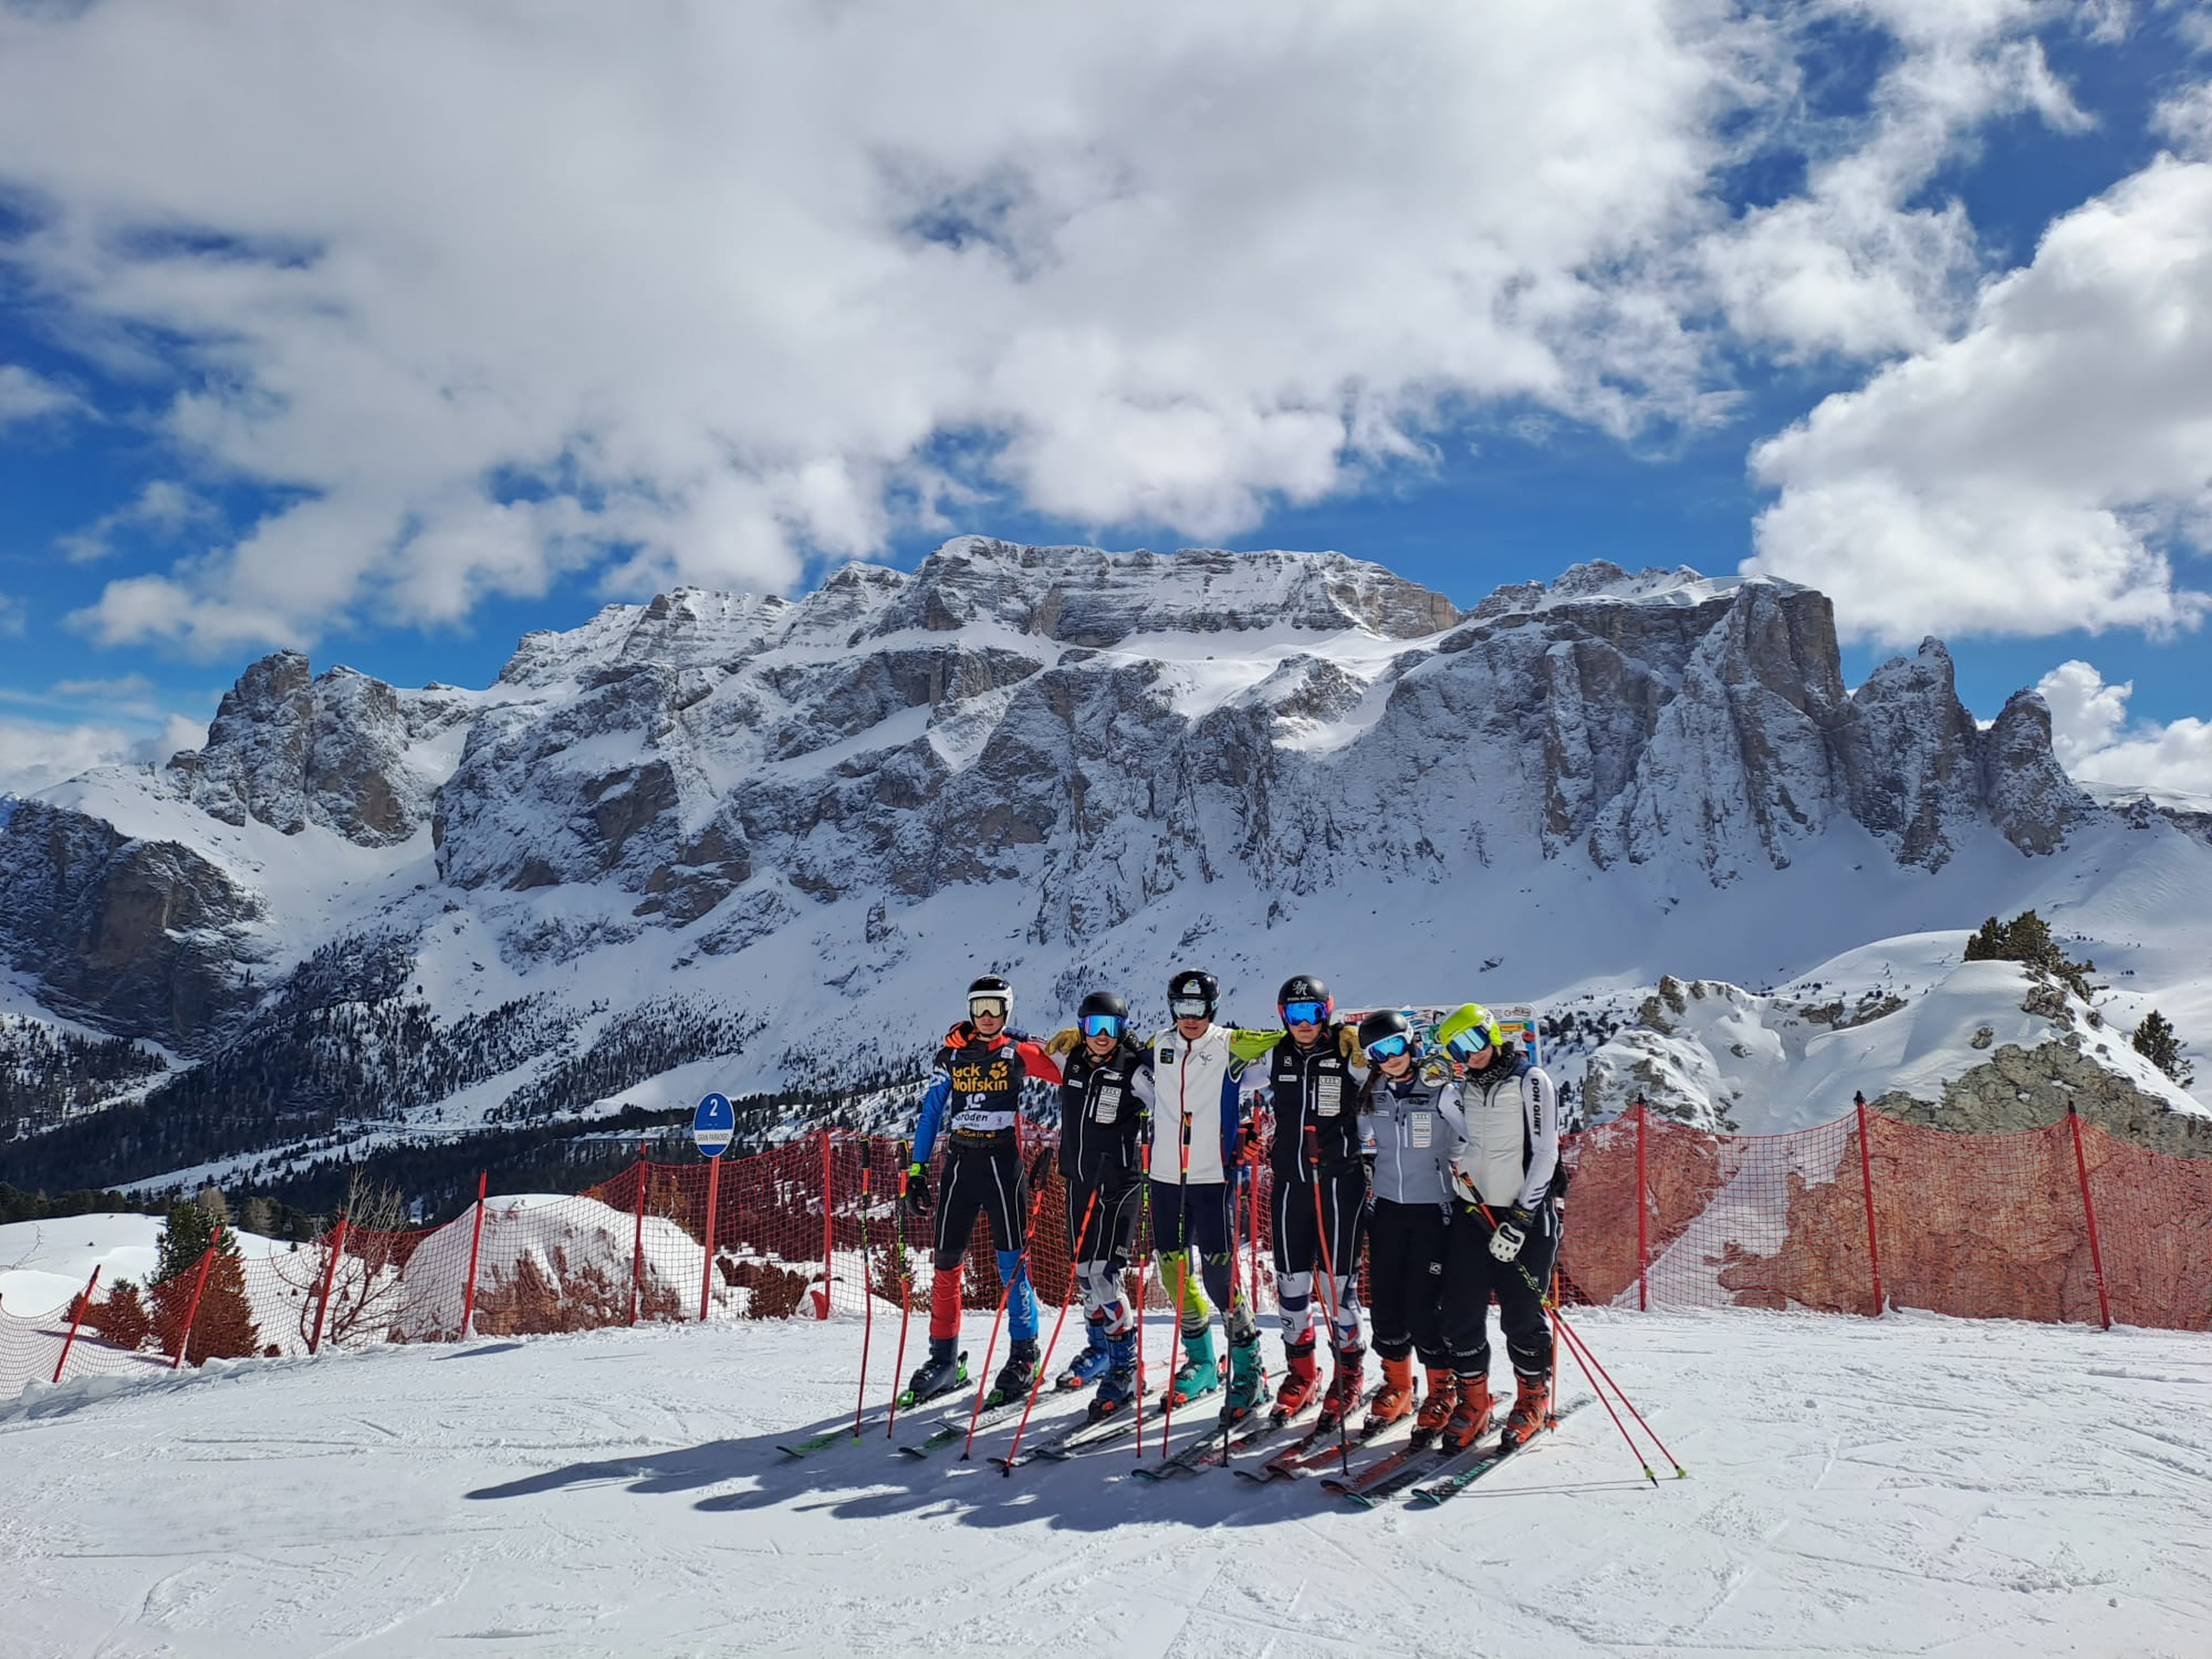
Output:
[895,1392,1026,1459]
[777,1425,859,1459]
[1230,1386,1384,1484]
[1130,1403,1263,1481]
[988,1399,1137,1472]
[1407,1400,1585,1506]
[1031,1409,1139,1461]
[1314,1419,1422,1495]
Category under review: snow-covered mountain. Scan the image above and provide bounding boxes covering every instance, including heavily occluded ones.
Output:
[2,537,2207,1192]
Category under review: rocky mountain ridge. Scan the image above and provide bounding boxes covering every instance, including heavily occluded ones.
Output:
[0,536,2200,1194]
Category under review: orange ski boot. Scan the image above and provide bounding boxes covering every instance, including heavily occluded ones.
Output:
[1500,1370,1552,1448]
[1412,1368,1457,1446]
[1359,1354,1414,1437]
[1440,1373,1493,1454]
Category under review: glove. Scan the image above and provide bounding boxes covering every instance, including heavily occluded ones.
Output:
[943,1019,978,1048]
[1045,1026,1081,1056]
[905,1162,932,1217]
[1337,1026,1359,1061]
[1234,1122,1266,1167]
[1489,1205,1532,1262]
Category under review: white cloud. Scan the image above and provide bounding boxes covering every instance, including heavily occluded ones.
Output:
[1697,0,2091,359]
[0,363,80,428]
[57,478,216,563]
[0,0,1778,654]
[2038,659,2212,797]
[50,673,157,700]
[1746,146,2212,643]
[0,712,203,796]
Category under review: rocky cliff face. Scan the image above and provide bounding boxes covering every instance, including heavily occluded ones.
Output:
[167,650,472,846]
[0,800,266,1050]
[0,537,2166,1183]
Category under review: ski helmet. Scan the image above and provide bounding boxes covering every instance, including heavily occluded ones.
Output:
[1357,1008,1416,1061]
[1277,974,1332,1025]
[1167,969,1220,1022]
[1077,989,1129,1039]
[967,973,1013,1021]
[1435,1002,1502,1064]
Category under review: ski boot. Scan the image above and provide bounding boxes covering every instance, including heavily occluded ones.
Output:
[1439,1373,1493,1454]
[1499,1369,1552,1448]
[1316,1343,1365,1430]
[902,1337,967,1407]
[1411,1367,1457,1448]
[1088,1327,1139,1422]
[1359,1353,1414,1437]
[989,1337,1041,1406]
[1057,1314,1112,1390]
[1270,1336,1319,1422]
[1167,1326,1219,1407]
[1220,1330,1267,1423]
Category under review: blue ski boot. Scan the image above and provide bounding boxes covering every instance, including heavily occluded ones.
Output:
[1167,1326,1219,1407]
[1057,1314,1112,1389]
[1088,1327,1139,1422]
[1221,1329,1267,1421]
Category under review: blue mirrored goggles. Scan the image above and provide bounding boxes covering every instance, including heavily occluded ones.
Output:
[1281,999,1330,1026]
[1080,1013,1124,1038]
[1445,1028,1496,1062]
[1363,1033,1412,1061]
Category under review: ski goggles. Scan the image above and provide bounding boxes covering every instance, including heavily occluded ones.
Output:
[1169,997,1212,1018]
[969,996,1010,1020]
[1080,1012,1124,1038]
[1281,999,1330,1026]
[1444,1026,1497,1062]
[1363,1033,1412,1061]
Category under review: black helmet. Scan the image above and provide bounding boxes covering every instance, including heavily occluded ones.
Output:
[967,974,1013,1019]
[1167,969,1219,1021]
[1356,1008,1415,1059]
[1277,975,1331,1021]
[1077,989,1129,1023]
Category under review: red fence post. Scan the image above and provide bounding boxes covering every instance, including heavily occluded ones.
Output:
[820,1128,836,1320]
[459,1172,489,1340]
[172,1237,220,1371]
[628,1143,649,1326]
[698,1153,724,1322]
[1854,1092,1885,1317]
[2067,1105,2114,1330]
[52,1264,101,1385]
[1634,1100,1649,1312]
[310,1214,349,1356]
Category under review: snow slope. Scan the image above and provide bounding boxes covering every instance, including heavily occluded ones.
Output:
[2,1310,2207,1658]
[0,1213,293,1317]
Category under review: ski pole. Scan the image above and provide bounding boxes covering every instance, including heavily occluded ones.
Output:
[1473,1198,1684,1480]
[1003,1181,1098,1472]
[887,1141,914,1439]
[1161,1096,1196,1459]
[1305,1132,1351,1475]
[961,1157,1055,1459]
[854,1161,873,1439]
[1132,1144,1153,1460]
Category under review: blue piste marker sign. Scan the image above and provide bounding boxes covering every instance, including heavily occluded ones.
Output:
[692,1092,735,1157]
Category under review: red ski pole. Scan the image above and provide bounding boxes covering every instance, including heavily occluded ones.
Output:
[961,1163,1055,1460]
[886,1141,914,1439]
[1002,1182,1098,1472]
[853,1161,874,1439]
[1306,1134,1352,1475]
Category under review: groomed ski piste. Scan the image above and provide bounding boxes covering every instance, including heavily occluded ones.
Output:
[5,1305,2208,1658]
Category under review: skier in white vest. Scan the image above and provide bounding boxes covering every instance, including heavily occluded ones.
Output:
[1433,1002,1563,1453]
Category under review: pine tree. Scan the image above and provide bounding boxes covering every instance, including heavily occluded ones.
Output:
[2131,1010,2195,1087]
[1962,909,2095,1000]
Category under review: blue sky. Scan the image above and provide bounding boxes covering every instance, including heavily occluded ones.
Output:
[2,2,2209,797]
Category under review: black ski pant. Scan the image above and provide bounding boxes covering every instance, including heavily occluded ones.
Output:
[1269,1166,1366,1350]
[1068,1176,1142,1332]
[933,1144,1025,1270]
[1148,1177,1252,1341]
[1442,1200,1558,1382]
[1366,1196,1449,1369]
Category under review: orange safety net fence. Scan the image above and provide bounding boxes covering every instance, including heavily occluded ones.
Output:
[7,1101,2207,1401]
